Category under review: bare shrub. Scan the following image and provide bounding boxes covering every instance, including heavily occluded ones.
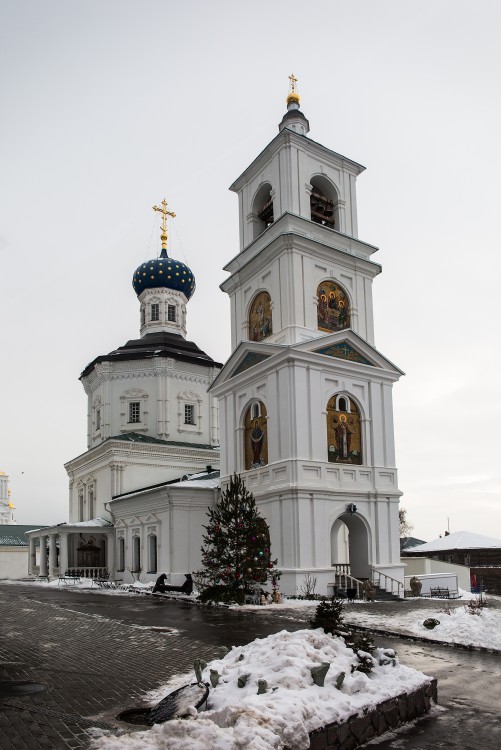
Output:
[299,573,318,598]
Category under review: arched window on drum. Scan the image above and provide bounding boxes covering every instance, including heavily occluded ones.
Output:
[244,401,268,470]
[248,292,273,342]
[317,281,350,333]
[326,395,362,465]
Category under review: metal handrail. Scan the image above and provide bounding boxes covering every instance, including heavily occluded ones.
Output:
[371,567,404,598]
[331,564,351,575]
[332,571,364,599]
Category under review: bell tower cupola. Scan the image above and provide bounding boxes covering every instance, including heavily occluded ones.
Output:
[278,73,310,136]
[132,199,196,339]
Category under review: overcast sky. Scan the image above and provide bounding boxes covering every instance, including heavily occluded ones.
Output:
[1,0,499,542]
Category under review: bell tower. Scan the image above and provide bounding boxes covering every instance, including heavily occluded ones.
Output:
[211,78,405,596]
[223,76,377,350]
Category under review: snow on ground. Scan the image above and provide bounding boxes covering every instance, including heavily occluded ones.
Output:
[239,592,501,652]
[90,628,432,750]
[344,600,501,651]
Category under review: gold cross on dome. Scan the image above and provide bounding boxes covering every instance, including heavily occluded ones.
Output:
[288,73,298,94]
[153,199,176,252]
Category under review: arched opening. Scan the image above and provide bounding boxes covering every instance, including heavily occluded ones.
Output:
[310,175,339,229]
[132,536,141,573]
[330,512,370,579]
[248,291,272,341]
[326,394,362,464]
[252,183,274,239]
[317,280,351,333]
[118,538,125,572]
[148,535,158,573]
[244,401,268,470]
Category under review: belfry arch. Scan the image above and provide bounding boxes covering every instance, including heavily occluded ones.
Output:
[330,512,370,580]
[251,182,274,238]
[310,174,339,229]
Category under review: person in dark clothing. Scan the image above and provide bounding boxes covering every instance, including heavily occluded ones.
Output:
[152,573,168,593]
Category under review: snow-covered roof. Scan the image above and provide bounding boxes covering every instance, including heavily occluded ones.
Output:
[400,536,427,551]
[410,530,501,552]
[58,517,113,529]
[0,525,45,546]
[168,474,220,489]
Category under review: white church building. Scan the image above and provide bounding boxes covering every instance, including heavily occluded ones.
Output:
[27,80,405,595]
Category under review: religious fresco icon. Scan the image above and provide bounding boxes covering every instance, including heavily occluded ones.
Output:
[249,291,273,342]
[326,395,362,465]
[244,401,268,470]
[317,281,350,333]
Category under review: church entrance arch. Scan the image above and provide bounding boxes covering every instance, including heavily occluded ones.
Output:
[330,512,370,580]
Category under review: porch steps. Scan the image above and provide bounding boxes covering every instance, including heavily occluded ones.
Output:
[372,586,404,602]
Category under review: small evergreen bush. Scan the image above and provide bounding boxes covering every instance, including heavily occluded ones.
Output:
[310,597,344,636]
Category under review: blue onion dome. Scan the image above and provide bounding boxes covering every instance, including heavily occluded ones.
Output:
[132,248,196,299]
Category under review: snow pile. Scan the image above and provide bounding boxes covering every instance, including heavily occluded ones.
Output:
[91,629,431,750]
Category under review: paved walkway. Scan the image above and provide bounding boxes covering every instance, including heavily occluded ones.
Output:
[0,584,218,748]
[0,584,500,749]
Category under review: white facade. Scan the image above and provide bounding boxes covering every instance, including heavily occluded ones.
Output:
[26,220,222,583]
[110,476,218,585]
[26,91,405,595]
[211,94,405,594]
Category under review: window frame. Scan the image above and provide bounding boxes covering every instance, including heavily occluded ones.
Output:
[128,401,141,424]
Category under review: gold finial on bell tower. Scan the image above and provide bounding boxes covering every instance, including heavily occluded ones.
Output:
[153,198,176,256]
[287,73,300,106]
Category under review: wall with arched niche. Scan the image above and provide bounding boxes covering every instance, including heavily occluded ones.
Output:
[317,280,350,333]
[326,394,362,464]
[244,400,268,470]
[248,291,273,342]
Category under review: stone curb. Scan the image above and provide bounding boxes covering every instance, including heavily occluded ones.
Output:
[301,679,437,750]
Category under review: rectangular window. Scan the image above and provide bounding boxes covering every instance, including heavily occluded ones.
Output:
[129,401,141,423]
[96,408,101,431]
[167,304,176,322]
[151,303,159,321]
[184,404,195,425]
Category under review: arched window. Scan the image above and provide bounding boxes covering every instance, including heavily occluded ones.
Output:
[117,538,125,572]
[310,175,338,229]
[148,535,158,574]
[132,536,141,573]
[317,280,350,333]
[252,183,274,239]
[249,291,272,341]
[326,394,362,465]
[244,401,268,470]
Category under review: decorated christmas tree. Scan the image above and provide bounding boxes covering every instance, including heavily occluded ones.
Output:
[197,473,279,604]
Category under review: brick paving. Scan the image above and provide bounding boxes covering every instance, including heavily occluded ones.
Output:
[0,587,217,749]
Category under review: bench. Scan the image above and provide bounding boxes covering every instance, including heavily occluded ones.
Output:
[58,575,81,585]
[430,586,461,599]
